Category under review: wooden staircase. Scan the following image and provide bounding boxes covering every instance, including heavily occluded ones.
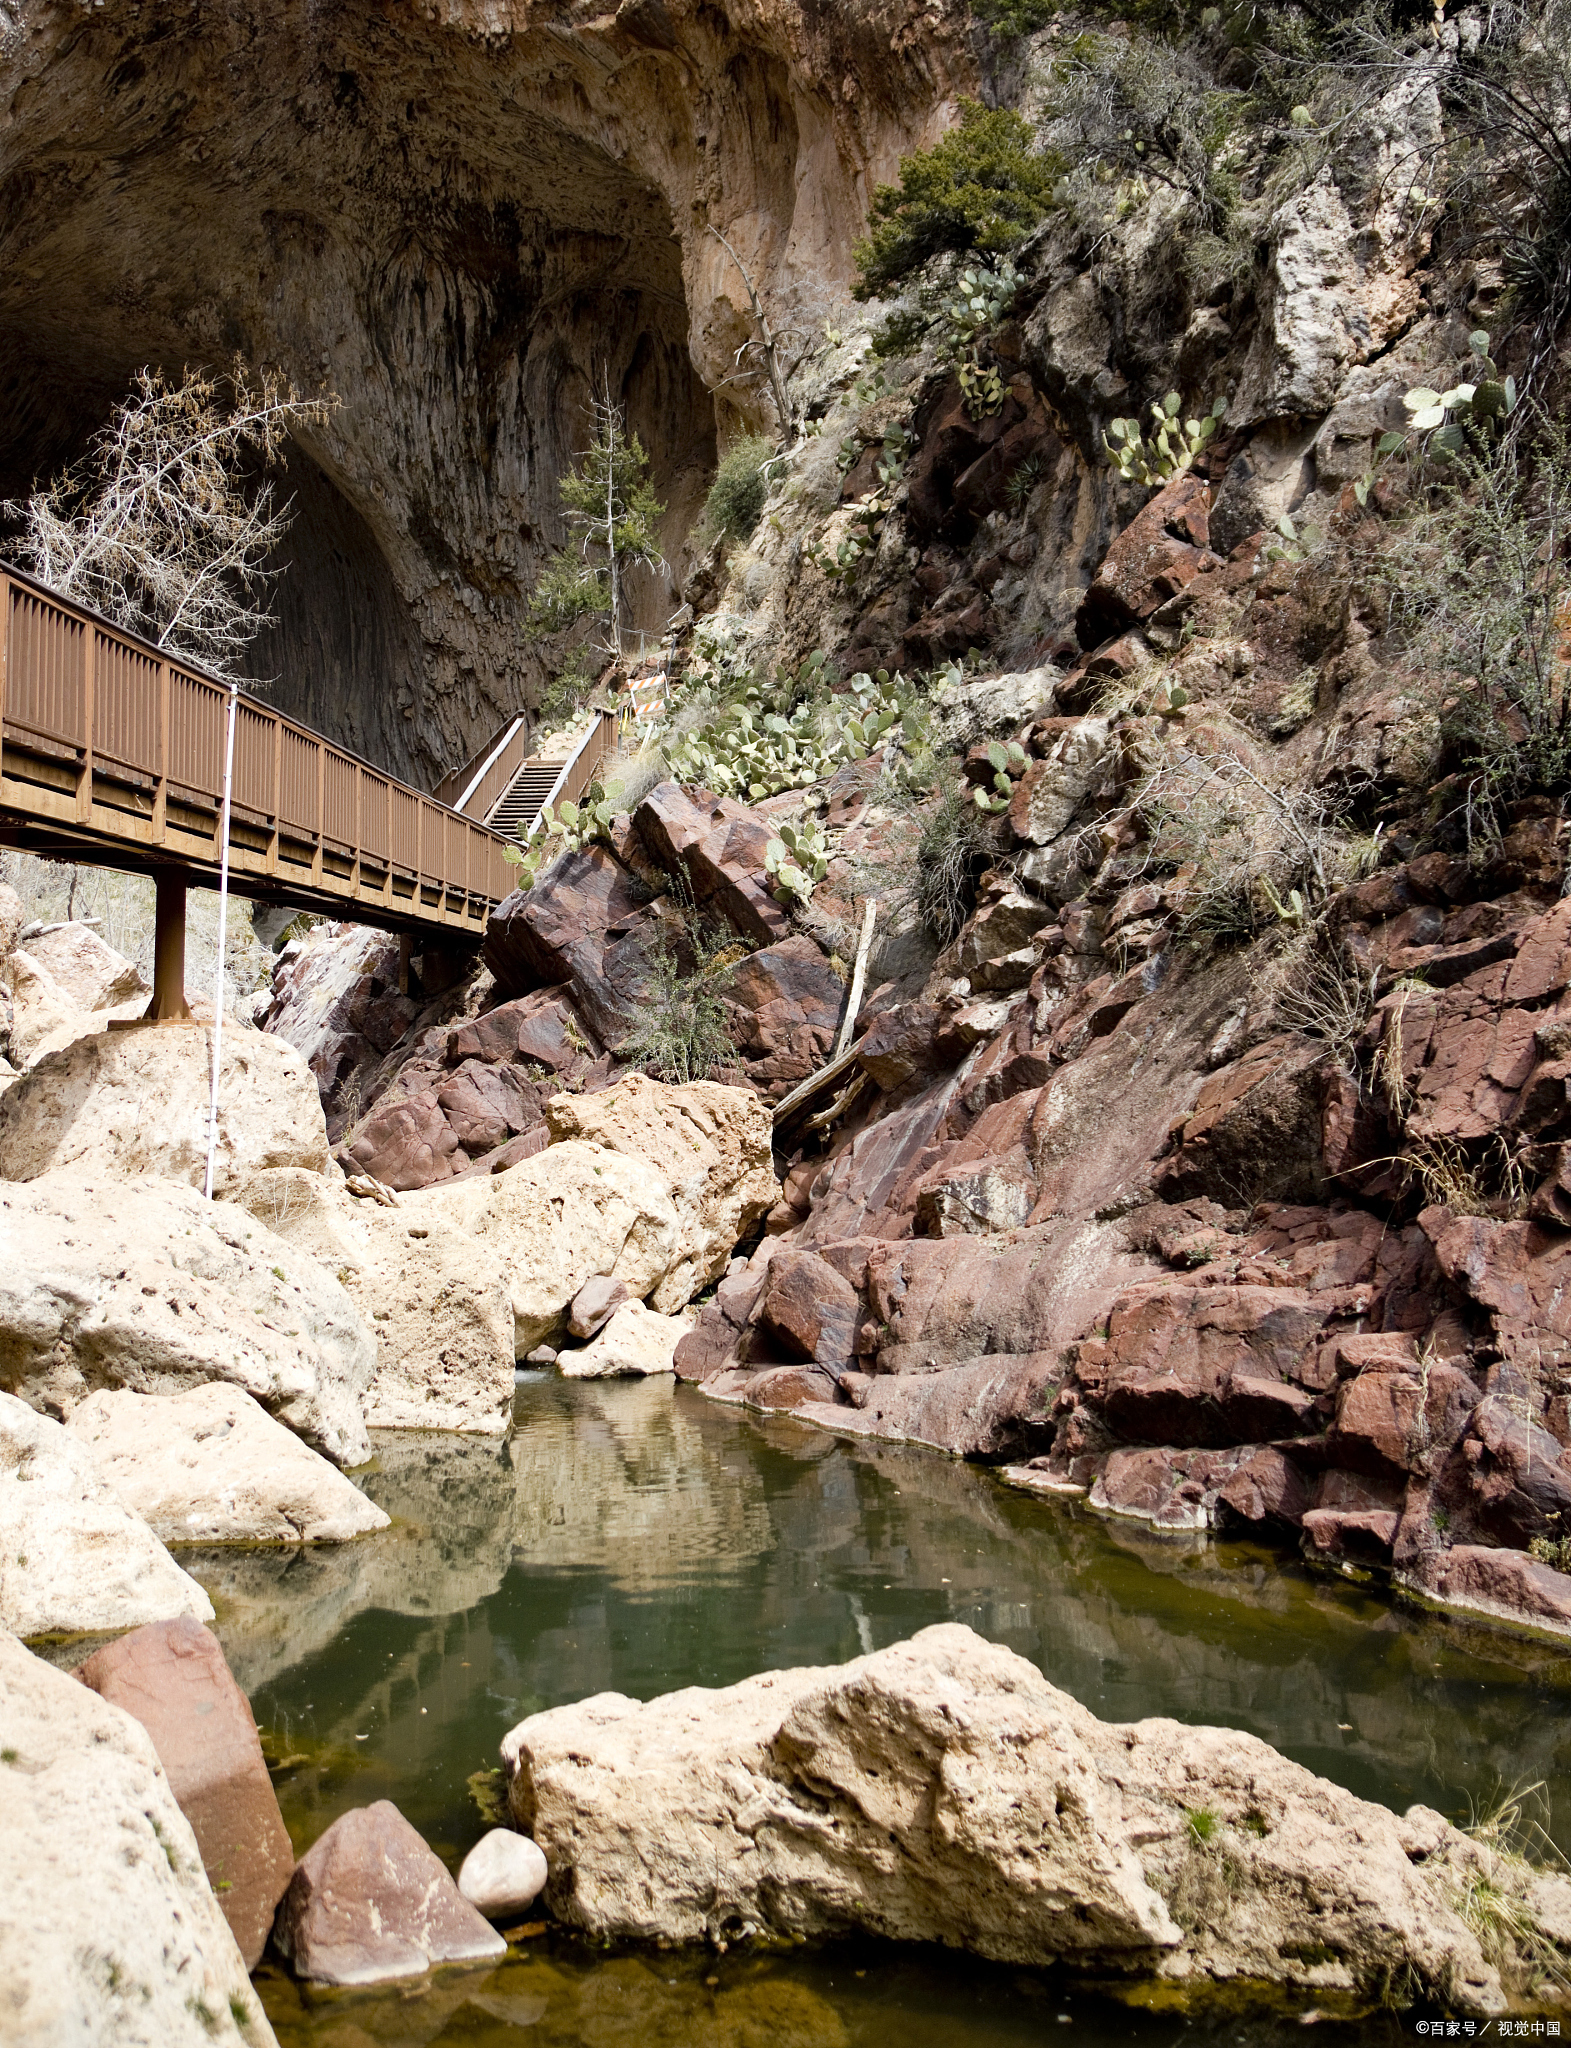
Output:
[486,759,570,840]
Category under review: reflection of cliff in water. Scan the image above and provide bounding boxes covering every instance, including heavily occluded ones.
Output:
[506,1375,775,1587]
[205,1380,1571,1870]
[194,1432,519,1698]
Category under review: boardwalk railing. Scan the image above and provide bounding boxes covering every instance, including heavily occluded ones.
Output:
[0,562,515,939]
[522,709,618,836]
[433,714,530,819]
[439,706,618,836]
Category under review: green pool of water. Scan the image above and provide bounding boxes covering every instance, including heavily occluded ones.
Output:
[188,1375,1571,2046]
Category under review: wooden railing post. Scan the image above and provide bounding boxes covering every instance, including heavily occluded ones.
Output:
[267,712,282,875]
[312,739,324,886]
[0,572,10,733]
[153,660,170,839]
[77,622,95,824]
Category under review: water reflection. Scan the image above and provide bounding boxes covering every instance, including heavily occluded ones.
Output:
[190,1378,1571,2046]
[256,1939,1413,2048]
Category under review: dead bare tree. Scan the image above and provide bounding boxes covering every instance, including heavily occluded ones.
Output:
[5,362,331,680]
[708,224,793,438]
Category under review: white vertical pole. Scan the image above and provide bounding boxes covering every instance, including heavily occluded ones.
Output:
[204,681,239,1201]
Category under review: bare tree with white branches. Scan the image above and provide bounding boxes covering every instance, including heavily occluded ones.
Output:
[4,362,332,680]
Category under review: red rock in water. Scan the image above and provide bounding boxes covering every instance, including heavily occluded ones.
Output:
[1216,1446,1312,1528]
[74,1616,294,1970]
[1418,1543,1571,1635]
[754,1250,859,1370]
[568,1274,630,1340]
[1302,1507,1401,1565]
[273,1800,505,1986]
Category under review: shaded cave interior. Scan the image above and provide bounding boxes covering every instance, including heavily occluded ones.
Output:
[0,6,721,789]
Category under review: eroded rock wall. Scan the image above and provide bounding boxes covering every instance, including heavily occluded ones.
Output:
[0,0,972,779]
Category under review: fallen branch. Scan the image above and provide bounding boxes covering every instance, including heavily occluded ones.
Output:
[836,897,878,1060]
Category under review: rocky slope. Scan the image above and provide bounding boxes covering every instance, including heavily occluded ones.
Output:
[248,65,1571,1645]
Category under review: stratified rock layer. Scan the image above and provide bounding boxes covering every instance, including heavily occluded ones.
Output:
[503,1623,1567,2014]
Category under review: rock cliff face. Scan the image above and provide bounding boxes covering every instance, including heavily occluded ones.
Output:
[0,0,970,779]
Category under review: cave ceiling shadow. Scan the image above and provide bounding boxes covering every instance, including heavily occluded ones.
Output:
[0,0,718,784]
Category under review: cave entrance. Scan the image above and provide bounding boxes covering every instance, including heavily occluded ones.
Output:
[0,1,718,788]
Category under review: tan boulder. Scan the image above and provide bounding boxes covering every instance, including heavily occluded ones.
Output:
[232,1167,514,1434]
[503,1622,1529,2014]
[74,1617,296,1971]
[0,1019,330,1193]
[66,1383,391,1544]
[17,920,148,1010]
[404,1139,679,1352]
[558,1299,693,1379]
[0,1627,274,2046]
[1,946,146,1070]
[0,1171,375,1467]
[544,1072,776,1310]
[0,1390,214,1636]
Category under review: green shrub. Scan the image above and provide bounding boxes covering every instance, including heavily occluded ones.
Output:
[1046,32,1242,241]
[619,910,738,1085]
[700,434,775,545]
[869,307,932,358]
[915,784,993,944]
[972,0,1056,36]
[853,103,1064,300]
[1403,421,1571,820]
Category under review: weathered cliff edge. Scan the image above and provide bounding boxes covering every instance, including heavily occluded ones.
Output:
[502,1622,1571,2015]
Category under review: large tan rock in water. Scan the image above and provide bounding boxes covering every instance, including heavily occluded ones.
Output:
[557,1298,693,1379]
[545,1073,777,1311]
[404,1139,679,1353]
[0,1390,214,1636]
[231,1167,514,1434]
[502,1622,1563,2016]
[0,1172,375,1466]
[67,1383,390,1544]
[0,1019,330,1193]
[74,1617,296,1971]
[0,1628,275,2046]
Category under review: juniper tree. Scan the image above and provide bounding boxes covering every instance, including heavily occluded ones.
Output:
[526,390,665,658]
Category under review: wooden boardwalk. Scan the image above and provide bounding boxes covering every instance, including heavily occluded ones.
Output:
[0,560,517,948]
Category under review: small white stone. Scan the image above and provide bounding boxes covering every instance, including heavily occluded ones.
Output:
[457,1828,548,1918]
